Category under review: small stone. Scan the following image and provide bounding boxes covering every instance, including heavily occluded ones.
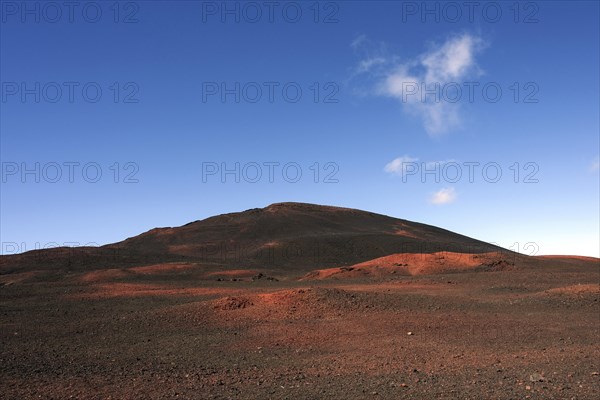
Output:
[407,332,413,336]
[529,373,545,382]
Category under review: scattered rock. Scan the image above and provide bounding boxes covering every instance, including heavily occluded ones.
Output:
[252,273,279,282]
[529,373,545,382]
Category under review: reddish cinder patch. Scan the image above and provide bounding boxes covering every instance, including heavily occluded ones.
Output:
[303,251,514,280]
[79,263,198,283]
[79,268,130,282]
[0,270,42,285]
[129,263,196,274]
[544,284,599,295]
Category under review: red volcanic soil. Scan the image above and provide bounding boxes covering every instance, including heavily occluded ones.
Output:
[302,251,516,280]
[1,203,599,399]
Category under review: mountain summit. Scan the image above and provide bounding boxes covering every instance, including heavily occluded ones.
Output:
[1,202,509,273]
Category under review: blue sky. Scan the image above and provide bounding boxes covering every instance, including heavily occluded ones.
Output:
[1,1,599,257]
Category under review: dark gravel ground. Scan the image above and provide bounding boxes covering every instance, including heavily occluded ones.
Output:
[1,262,599,399]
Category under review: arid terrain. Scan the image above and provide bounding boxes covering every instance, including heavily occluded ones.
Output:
[1,203,599,399]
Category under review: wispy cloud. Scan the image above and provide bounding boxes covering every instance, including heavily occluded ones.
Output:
[591,156,599,172]
[356,57,387,74]
[349,35,394,78]
[351,33,485,135]
[384,156,457,177]
[351,34,367,50]
[429,187,457,205]
[384,155,419,177]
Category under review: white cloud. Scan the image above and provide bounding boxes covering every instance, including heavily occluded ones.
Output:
[354,33,484,136]
[429,187,457,205]
[384,157,458,177]
[421,34,481,82]
[356,57,387,74]
[349,35,392,78]
[384,155,419,177]
[591,156,599,172]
